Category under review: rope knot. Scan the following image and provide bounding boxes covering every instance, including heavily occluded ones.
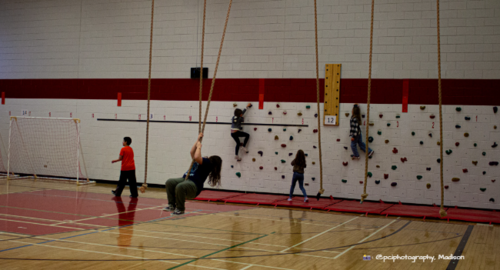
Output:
[439,208,447,218]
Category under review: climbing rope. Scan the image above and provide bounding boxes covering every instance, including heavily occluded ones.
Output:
[198,0,207,134]
[140,0,155,193]
[437,0,447,218]
[184,0,233,181]
[361,0,375,203]
[313,0,325,200]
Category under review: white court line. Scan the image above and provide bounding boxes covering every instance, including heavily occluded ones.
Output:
[280,217,359,253]
[0,217,86,231]
[333,218,400,260]
[477,223,493,227]
[0,238,225,270]
[215,213,337,227]
[240,265,253,270]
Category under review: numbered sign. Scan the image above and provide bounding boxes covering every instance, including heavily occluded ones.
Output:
[324,115,337,126]
[22,110,28,116]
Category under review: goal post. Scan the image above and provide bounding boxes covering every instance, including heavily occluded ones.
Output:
[7,116,91,185]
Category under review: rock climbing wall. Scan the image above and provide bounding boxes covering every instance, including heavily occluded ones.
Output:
[223,102,499,209]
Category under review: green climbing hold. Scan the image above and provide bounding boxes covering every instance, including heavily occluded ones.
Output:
[236,172,241,178]
[283,128,286,132]
[275,152,278,155]
[375,180,380,184]
[367,172,373,178]
[281,159,286,163]
[377,131,382,135]
[396,115,400,119]
[417,175,422,180]
[368,136,374,143]
[465,116,471,121]
[446,150,452,155]
[483,152,486,156]
[456,107,462,112]
[480,188,486,192]
[289,136,294,140]
[420,141,424,145]
[474,143,477,147]
[412,131,415,136]
[391,165,397,170]
[268,128,272,132]
[306,105,311,109]
[342,179,347,183]
[387,123,391,127]
[437,158,441,163]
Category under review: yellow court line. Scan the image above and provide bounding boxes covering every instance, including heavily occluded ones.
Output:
[280,217,359,253]
[333,218,400,260]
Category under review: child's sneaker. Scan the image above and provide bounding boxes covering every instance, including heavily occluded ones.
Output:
[304,197,309,203]
[351,155,360,160]
[235,155,242,161]
[287,198,293,201]
[368,150,374,157]
[241,146,249,153]
[171,209,185,215]
[163,204,175,211]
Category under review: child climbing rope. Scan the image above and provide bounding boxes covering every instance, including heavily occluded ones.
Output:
[350,104,374,160]
[111,137,139,198]
[164,133,222,215]
[231,103,252,161]
[288,150,308,202]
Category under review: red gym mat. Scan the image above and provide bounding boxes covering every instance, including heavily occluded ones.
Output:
[324,200,394,215]
[274,197,342,210]
[194,190,244,202]
[445,208,500,224]
[381,204,448,219]
[223,193,288,205]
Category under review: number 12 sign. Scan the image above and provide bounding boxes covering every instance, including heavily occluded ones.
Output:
[324,115,337,126]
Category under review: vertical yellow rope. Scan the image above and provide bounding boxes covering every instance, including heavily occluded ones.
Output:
[199,0,206,134]
[361,0,375,203]
[140,0,155,193]
[185,0,233,181]
[437,0,447,218]
[313,0,324,198]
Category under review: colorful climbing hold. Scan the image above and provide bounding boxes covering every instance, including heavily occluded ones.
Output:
[387,123,391,127]
[385,140,390,144]
[275,152,278,155]
[314,113,318,118]
[312,177,315,181]
[376,165,380,168]
[274,167,277,170]
[392,148,398,154]
[465,116,470,121]
[298,129,302,133]
[480,188,486,192]
[445,150,452,155]
[493,142,498,148]
[426,167,431,171]
[430,115,435,119]
[464,133,469,137]
[344,147,348,150]
[420,106,426,110]
[281,144,286,148]
[254,128,257,131]
[359,181,363,184]
[313,146,317,149]
[289,136,294,141]
[411,131,415,136]
[377,130,382,135]
[252,158,256,162]
[345,113,349,117]
[492,180,496,183]
[268,111,272,115]
[233,103,238,107]
[417,175,422,180]
[472,161,478,166]
[312,162,316,165]
[452,178,460,182]
[401,157,407,163]
[283,128,286,132]
[231,165,234,168]
[343,162,348,166]
[367,172,373,178]
[445,185,449,189]
[455,125,461,129]
[474,143,477,147]
[368,136,374,143]
[494,106,498,113]
[490,162,499,166]
[362,114,365,118]
[483,171,487,175]
[259,166,263,170]
[429,133,432,138]
[342,179,347,183]
[289,153,293,156]
[336,139,341,142]
[283,111,287,115]
[282,175,285,179]
[268,128,272,132]
[391,182,397,187]
[369,122,374,126]
[392,165,397,170]
[313,129,318,133]
[426,183,431,189]
[297,112,302,116]
[396,115,400,119]
[420,141,424,145]
[276,104,280,108]
[483,152,486,156]
[463,169,468,173]
[456,107,462,112]
[384,174,389,179]
[437,141,441,146]
[437,158,441,163]
[306,105,311,109]
[379,114,383,118]
[258,151,263,157]
[274,135,279,140]
[236,172,241,178]
[495,126,497,130]
[281,159,286,163]
[305,153,308,156]
[490,198,495,202]
[455,142,460,147]
[375,180,380,184]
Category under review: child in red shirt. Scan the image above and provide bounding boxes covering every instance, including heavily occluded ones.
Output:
[111,137,138,198]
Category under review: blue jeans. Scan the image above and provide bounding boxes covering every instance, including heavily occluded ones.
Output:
[351,134,372,157]
[289,172,307,198]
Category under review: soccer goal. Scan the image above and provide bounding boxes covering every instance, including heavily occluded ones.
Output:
[7,116,92,185]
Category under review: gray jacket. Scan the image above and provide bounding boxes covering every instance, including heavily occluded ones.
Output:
[231,108,247,131]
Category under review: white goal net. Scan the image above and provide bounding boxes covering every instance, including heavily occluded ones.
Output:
[7,117,89,184]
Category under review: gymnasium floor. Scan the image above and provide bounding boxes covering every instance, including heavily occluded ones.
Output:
[0,179,498,269]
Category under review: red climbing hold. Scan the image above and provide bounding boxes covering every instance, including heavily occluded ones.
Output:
[430,115,435,119]
[492,180,496,183]
[281,144,286,148]
[392,148,398,154]
[401,157,407,163]
[384,174,389,179]
[445,185,449,189]
[259,166,263,170]
[359,181,363,184]
[313,129,318,133]
[274,167,277,170]
[455,142,459,147]
[463,169,468,173]
[276,104,280,108]
[379,114,383,118]
[342,162,348,166]
[336,139,340,142]
[254,128,257,131]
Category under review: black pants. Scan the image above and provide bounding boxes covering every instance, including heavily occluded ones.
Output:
[115,170,138,197]
[231,131,249,155]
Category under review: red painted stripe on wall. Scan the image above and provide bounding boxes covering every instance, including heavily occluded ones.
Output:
[0,78,499,105]
[258,79,265,109]
[402,79,409,113]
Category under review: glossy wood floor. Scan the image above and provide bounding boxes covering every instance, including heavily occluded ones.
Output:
[0,178,498,270]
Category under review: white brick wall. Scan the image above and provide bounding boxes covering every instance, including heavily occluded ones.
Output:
[0,100,498,210]
[1,0,500,79]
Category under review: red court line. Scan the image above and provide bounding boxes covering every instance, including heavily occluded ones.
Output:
[274,197,342,210]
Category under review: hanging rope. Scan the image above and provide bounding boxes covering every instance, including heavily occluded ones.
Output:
[139,0,155,193]
[361,0,375,203]
[184,0,233,181]
[437,0,447,218]
[198,0,207,133]
[313,0,324,200]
